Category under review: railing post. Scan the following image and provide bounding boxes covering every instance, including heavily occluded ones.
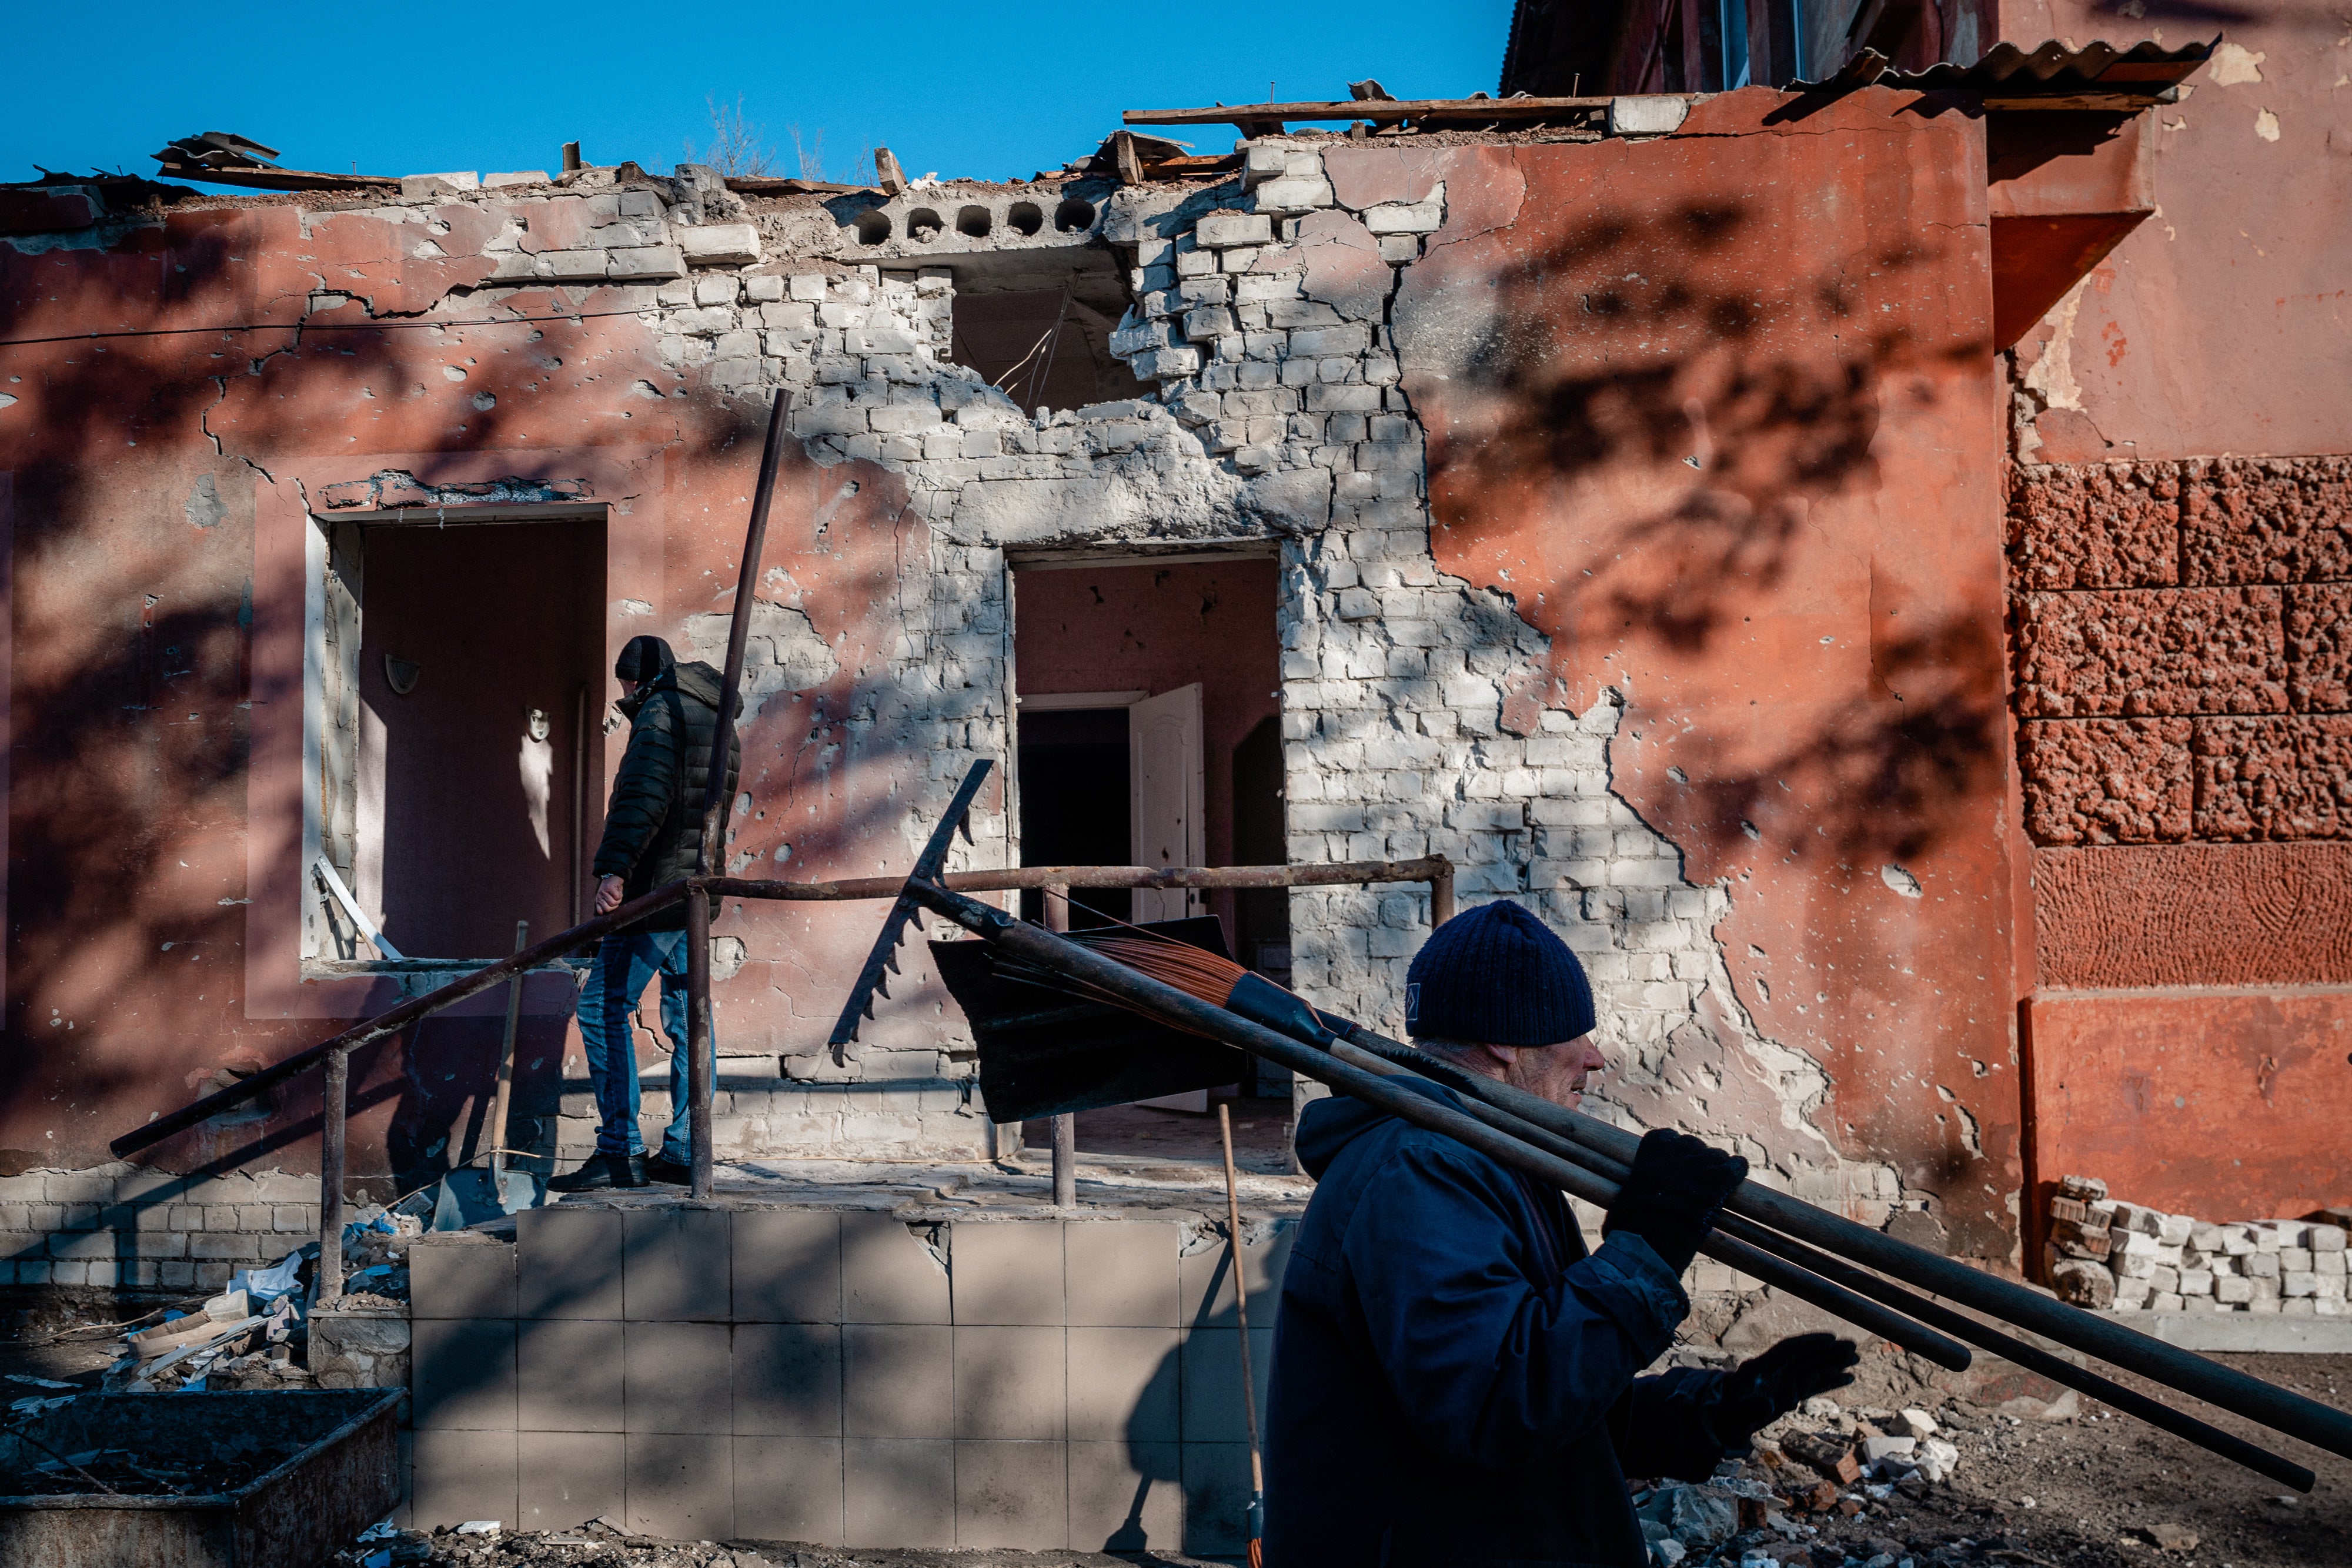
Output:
[686,889,715,1199]
[316,1047,348,1306]
[1045,882,1076,1208]
[1429,857,1455,927]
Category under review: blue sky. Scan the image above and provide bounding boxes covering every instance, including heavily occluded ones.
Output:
[9,1,1515,190]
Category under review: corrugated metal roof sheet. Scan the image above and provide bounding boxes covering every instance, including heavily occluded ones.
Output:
[1800,36,2217,99]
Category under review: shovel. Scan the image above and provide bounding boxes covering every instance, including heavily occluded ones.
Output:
[432,920,544,1229]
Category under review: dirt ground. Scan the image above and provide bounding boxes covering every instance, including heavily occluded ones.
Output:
[9,1290,2348,1567]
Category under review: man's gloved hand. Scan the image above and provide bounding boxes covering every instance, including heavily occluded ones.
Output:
[1706,1332,1862,1445]
[1601,1129,1748,1276]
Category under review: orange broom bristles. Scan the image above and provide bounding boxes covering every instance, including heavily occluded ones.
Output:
[1078,933,1250,1005]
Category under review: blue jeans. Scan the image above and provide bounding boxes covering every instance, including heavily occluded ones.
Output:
[576,930,701,1162]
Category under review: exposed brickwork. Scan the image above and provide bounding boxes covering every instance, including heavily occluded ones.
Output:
[2192,716,2352,840]
[2014,587,2284,717]
[2017,718,2190,844]
[2034,843,2352,989]
[2012,457,2352,851]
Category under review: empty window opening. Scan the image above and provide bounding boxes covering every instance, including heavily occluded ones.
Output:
[311,513,606,962]
[1007,200,1044,236]
[1054,198,1096,233]
[854,209,891,246]
[907,207,944,240]
[956,205,992,239]
[944,250,1149,416]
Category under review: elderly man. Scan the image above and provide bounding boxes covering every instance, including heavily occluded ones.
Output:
[1263,899,1857,1567]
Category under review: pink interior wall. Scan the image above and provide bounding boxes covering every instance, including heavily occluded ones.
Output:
[1011,558,1282,937]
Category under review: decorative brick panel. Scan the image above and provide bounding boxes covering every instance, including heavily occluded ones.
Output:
[2287,583,2352,712]
[2191,716,2352,840]
[2179,456,2352,587]
[2014,587,2285,717]
[2017,719,2190,844]
[2034,844,2352,989]
[2007,463,2180,590]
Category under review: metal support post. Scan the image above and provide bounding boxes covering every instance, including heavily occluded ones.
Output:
[686,892,715,1199]
[1045,881,1075,1208]
[317,1048,348,1306]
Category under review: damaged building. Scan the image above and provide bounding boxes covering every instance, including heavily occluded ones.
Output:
[0,0,2346,1549]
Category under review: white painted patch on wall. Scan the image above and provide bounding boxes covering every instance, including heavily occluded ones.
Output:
[619,599,654,616]
[519,731,553,857]
[2254,109,2281,142]
[1880,864,1924,898]
[2209,42,2266,84]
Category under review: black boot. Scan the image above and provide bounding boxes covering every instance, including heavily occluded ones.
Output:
[548,1152,647,1192]
[644,1154,691,1186]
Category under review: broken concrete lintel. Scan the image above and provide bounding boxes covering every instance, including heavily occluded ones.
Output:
[1608,96,1692,137]
[679,223,763,266]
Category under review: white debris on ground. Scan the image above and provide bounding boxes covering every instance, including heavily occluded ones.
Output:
[2043,1176,2351,1316]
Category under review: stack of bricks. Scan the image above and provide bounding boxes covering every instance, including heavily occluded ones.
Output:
[0,1164,320,1290]
[2044,1175,2351,1314]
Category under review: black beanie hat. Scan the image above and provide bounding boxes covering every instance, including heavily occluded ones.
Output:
[1405,900,1596,1045]
[614,635,676,683]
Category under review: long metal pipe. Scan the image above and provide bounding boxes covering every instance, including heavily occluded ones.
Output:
[1045,881,1076,1208]
[708,855,1453,901]
[905,879,1977,1369]
[1319,1018,2352,1466]
[1329,1039,2317,1492]
[316,1048,348,1307]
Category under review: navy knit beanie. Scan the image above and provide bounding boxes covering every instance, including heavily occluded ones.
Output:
[1405,900,1596,1045]
[614,635,676,683]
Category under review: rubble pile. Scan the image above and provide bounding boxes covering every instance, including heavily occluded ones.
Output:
[1633,1399,1971,1567]
[90,1201,423,1393]
[2043,1176,2351,1314]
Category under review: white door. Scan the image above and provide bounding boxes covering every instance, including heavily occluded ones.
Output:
[1130,682,1205,924]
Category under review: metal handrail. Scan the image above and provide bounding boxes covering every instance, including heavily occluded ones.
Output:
[111,856,1455,1302]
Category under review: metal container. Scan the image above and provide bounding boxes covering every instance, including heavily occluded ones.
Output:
[0,1389,402,1568]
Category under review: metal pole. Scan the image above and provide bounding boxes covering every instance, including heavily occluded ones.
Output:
[687,387,791,1201]
[1045,881,1075,1208]
[1218,1104,1266,1556]
[488,921,529,1185]
[686,892,715,1199]
[316,1048,348,1306]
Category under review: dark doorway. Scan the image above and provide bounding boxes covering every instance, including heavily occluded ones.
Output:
[1015,707,1131,928]
[358,520,606,958]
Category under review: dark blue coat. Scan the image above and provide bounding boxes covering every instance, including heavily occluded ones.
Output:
[1263,1079,1731,1567]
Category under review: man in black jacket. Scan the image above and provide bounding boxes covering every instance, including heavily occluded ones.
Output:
[1263,900,1859,1566]
[550,635,743,1191]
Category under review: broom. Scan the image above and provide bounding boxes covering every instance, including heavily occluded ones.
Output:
[1034,929,2324,1492]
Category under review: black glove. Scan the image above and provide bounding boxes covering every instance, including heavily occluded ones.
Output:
[1601,1129,1748,1276]
[1706,1332,1862,1445]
